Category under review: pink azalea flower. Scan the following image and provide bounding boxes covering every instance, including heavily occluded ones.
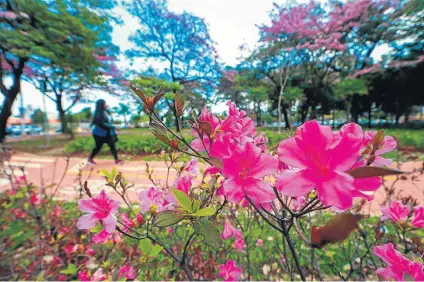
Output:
[168,227,173,234]
[222,219,241,239]
[113,232,122,244]
[58,275,67,281]
[118,264,137,280]
[210,134,238,160]
[64,244,78,254]
[77,190,120,233]
[373,243,413,281]
[120,212,135,232]
[53,205,61,217]
[221,142,278,204]
[233,237,246,251]
[91,268,106,281]
[253,132,268,152]
[136,213,144,225]
[381,201,410,223]
[161,192,178,211]
[276,121,380,210]
[411,206,424,228]
[92,229,112,244]
[185,158,199,175]
[191,107,221,151]
[256,239,263,247]
[78,270,90,281]
[218,260,242,281]
[292,196,306,211]
[409,261,424,281]
[174,175,192,195]
[30,194,40,205]
[86,248,95,256]
[205,166,220,175]
[363,131,397,166]
[138,187,164,214]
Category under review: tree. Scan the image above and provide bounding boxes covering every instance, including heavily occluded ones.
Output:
[31,108,45,128]
[71,107,92,123]
[113,103,131,127]
[125,0,220,131]
[0,0,119,141]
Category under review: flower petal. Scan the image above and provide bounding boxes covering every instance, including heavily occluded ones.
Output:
[248,152,279,178]
[315,171,354,210]
[76,214,98,230]
[222,178,245,204]
[276,169,314,197]
[103,214,117,233]
[244,178,276,204]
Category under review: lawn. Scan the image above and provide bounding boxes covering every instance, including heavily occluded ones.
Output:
[8,127,423,161]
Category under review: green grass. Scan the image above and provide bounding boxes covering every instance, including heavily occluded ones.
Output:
[9,127,423,161]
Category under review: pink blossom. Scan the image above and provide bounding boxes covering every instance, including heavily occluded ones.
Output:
[78,270,90,281]
[191,107,220,151]
[13,208,25,218]
[113,232,122,244]
[91,268,106,281]
[373,243,413,281]
[58,275,67,281]
[409,261,424,281]
[118,264,137,280]
[256,239,263,247]
[77,190,120,233]
[136,213,144,225]
[411,206,424,228]
[292,196,306,211]
[222,219,242,239]
[381,201,410,223]
[253,132,268,152]
[53,205,61,217]
[186,158,199,175]
[280,254,286,264]
[233,237,246,251]
[363,131,397,166]
[218,260,242,281]
[210,134,238,160]
[86,248,95,256]
[30,194,40,205]
[168,227,173,234]
[174,175,192,195]
[276,121,380,210]
[64,244,78,254]
[205,166,220,175]
[222,142,278,204]
[138,187,164,214]
[120,212,135,232]
[92,229,112,244]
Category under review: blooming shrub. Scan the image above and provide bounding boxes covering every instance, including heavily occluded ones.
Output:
[0,88,423,281]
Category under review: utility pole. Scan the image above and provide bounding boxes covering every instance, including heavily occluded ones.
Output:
[39,80,50,147]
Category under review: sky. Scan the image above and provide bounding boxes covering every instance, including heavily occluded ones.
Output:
[2,0,388,120]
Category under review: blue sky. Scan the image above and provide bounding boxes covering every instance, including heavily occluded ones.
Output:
[4,0,388,120]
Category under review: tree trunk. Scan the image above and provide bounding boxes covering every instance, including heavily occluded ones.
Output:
[395,113,401,125]
[57,96,71,136]
[281,103,291,129]
[332,109,336,129]
[0,94,17,142]
[300,106,309,123]
[255,102,261,126]
[404,111,409,124]
[344,99,351,123]
[0,59,27,142]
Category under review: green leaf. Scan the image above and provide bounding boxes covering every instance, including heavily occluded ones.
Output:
[191,207,215,217]
[153,210,184,227]
[139,239,153,254]
[60,264,78,275]
[193,218,222,248]
[90,225,103,233]
[149,122,170,144]
[149,245,164,256]
[171,188,192,212]
[192,200,200,212]
[250,228,262,238]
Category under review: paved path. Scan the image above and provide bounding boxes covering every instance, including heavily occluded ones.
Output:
[1,153,423,214]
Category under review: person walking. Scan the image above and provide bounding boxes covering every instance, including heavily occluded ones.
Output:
[87,99,124,165]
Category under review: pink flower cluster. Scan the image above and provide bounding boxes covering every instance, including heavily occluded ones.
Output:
[381,201,424,228]
[373,243,424,281]
[138,186,177,214]
[222,219,246,251]
[218,260,242,281]
[277,120,392,210]
[194,102,395,210]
